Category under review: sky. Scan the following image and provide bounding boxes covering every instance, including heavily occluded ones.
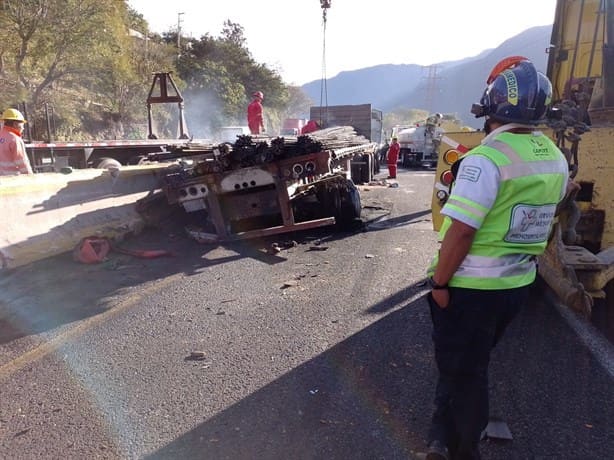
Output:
[127,0,558,86]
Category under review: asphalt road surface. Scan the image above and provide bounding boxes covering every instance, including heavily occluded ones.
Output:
[1,168,613,459]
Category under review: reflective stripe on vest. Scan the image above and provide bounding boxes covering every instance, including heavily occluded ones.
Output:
[484,139,567,179]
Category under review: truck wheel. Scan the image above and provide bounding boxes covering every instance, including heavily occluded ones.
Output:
[96,157,122,169]
[318,183,342,218]
[340,179,361,222]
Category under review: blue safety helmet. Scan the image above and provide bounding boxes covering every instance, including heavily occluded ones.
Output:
[471,60,552,125]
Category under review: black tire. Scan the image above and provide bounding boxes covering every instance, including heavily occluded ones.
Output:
[317,182,342,218]
[337,179,361,229]
[96,157,122,169]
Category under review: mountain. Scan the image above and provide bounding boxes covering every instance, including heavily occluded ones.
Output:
[301,25,553,129]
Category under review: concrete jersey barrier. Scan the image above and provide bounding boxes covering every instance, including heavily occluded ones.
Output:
[0,165,165,270]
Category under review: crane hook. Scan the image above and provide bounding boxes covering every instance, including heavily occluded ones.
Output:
[320,0,331,21]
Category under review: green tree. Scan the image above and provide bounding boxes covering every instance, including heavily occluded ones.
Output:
[174,20,290,134]
[0,0,177,140]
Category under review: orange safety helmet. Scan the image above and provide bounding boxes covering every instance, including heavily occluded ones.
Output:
[252,91,264,99]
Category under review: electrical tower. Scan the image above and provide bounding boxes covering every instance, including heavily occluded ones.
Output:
[422,65,442,114]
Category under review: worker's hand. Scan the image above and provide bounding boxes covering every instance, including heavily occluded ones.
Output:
[431,288,450,309]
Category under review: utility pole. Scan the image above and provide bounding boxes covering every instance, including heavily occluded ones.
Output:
[177,12,184,53]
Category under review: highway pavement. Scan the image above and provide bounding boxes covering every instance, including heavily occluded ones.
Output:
[1,168,613,459]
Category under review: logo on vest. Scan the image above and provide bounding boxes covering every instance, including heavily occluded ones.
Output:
[505,203,556,243]
[457,165,481,182]
[529,138,549,155]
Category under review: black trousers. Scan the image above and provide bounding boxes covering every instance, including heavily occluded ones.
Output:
[427,285,529,460]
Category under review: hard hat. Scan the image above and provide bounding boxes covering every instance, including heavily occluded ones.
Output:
[1,108,27,123]
[471,60,552,125]
[253,91,264,99]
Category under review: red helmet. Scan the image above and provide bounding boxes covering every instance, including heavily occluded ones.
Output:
[253,91,264,99]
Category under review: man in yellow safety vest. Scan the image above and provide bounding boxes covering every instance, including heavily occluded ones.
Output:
[425,59,569,460]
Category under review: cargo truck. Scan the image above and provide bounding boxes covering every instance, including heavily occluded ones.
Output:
[310,104,383,183]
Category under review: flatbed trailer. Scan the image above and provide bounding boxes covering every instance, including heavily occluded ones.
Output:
[24,139,210,171]
[161,141,376,242]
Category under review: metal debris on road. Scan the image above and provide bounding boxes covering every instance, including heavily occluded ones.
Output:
[281,280,299,289]
[186,351,207,361]
[481,419,513,440]
[308,246,329,251]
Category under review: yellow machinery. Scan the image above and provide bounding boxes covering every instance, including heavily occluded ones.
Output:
[431,0,614,316]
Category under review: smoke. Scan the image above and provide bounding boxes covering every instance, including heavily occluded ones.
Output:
[183,89,231,141]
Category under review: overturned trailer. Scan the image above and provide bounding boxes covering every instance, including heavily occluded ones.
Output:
[159,126,377,242]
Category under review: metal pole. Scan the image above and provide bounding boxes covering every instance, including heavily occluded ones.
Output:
[604,0,614,106]
[177,12,184,53]
[568,0,586,98]
[44,102,52,142]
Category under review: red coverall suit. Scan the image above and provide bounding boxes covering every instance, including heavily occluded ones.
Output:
[247,98,264,135]
[0,125,33,175]
[386,140,400,179]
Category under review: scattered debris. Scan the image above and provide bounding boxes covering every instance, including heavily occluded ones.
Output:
[481,419,513,440]
[268,243,282,254]
[365,254,375,259]
[188,351,207,360]
[73,236,173,264]
[186,228,218,244]
[281,280,299,289]
[308,246,329,251]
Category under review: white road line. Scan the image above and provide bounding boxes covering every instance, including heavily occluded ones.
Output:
[549,292,614,380]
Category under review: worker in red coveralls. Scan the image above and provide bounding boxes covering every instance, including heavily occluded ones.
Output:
[0,108,33,176]
[247,91,265,135]
[301,119,320,135]
[386,136,400,179]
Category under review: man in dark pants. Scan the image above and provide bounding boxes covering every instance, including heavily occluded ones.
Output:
[425,59,570,460]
